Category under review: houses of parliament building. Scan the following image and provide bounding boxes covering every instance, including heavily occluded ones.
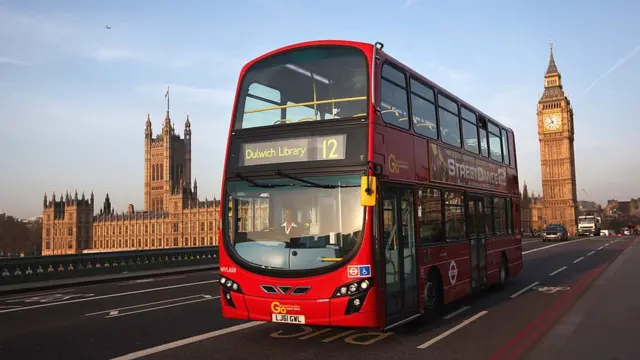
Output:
[41,111,221,255]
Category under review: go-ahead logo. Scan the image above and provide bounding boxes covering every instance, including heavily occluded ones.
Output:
[270,302,301,314]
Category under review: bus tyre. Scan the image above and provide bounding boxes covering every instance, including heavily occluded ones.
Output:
[421,270,443,323]
[498,256,508,287]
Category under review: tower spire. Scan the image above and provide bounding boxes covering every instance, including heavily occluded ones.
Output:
[545,39,558,75]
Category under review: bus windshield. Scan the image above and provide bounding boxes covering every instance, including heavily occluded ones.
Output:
[224,174,364,271]
[234,46,369,129]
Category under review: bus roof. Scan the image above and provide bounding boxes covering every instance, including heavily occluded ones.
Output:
[239,39,514,134]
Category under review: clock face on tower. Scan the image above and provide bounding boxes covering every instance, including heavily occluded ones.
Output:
[543,113,562,131]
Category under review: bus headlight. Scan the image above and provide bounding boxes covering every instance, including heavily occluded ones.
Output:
[332,278,373,298]
[332,278,373,316]
[219,275,243,309]
[218,275,242,294]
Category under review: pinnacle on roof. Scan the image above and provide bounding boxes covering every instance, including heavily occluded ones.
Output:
[545,39,559,75]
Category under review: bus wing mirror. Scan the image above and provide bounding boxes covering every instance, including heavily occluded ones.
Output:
[360,176,377,207]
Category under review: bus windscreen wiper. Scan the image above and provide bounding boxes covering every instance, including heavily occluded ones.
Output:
[274,170,358,189]
[236,173,292,188]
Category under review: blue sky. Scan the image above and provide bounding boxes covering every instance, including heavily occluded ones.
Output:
[1,0,639,218]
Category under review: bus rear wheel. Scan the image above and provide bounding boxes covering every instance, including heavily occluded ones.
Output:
[421,270,443,322]
[494,255,508,289]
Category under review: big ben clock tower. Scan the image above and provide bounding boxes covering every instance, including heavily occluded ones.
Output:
[537,42,579,235]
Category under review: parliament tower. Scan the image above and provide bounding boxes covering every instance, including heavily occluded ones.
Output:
[536,42,579,235]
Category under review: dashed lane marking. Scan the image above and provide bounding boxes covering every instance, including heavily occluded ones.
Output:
[522,237,599,255]
[109,321,264,360]
[442,306,470,320]
[117,275,186,286]
[510,282,540,299]
[0,289,75,302]
[573,257,584,264]
[86,294,214,317]
[549,266,567,276]
[0,280,218,314]
[587,251,596,256]
[105,297,217,318]
[416,311,488,349]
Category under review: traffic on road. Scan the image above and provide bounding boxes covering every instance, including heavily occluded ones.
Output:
[0,235,636,360]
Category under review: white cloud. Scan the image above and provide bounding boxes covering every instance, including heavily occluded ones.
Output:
[401,0,420,10]
[0,5,217,68]
[0,56,27,65]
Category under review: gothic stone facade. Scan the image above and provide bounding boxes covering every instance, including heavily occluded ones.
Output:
[535,44,579,235]
[41,111,220,255]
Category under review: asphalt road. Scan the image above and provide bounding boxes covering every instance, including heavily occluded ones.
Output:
[0,235,637,360]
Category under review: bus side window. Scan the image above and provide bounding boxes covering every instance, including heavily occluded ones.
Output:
[444,191,465,240]
[417,187,444,245]
[380,63,409,129]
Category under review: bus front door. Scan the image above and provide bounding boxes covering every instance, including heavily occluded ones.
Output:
[381,185,420,327]
[468,195,488,291]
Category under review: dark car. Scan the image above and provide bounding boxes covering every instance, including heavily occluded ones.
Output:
[541,224,568,242]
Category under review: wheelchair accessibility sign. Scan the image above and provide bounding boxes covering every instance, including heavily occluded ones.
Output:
[347,265,371,278]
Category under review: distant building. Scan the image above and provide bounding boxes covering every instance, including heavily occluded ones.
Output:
[41,110,221,255]
[520,183,545,233]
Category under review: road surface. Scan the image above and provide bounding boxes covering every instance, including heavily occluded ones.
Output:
[0,235,637,360]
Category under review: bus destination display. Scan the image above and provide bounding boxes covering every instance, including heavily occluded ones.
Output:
[240,134,347,166]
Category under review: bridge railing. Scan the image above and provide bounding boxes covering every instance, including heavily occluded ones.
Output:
[0,246,218,286]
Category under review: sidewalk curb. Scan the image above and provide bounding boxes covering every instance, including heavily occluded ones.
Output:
[0,264,220,296]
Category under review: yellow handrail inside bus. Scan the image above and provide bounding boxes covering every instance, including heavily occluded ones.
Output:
[244,96,367,114]
[321,257,343,262]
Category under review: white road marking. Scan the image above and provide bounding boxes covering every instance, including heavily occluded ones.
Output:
[523,237,598,255]
[118,275,185,286]
[109,310,119,316]
[416,311,488,349]
[598,246,604,250]
[0,280,218,314]
[86,294,215,317]
[110,321,264,360]
[106,297,217,318]
[442,306,470,320]
[587,251,596,256]
[573,257,584,264]
[0,305,22,309]
[549,266,567,276]
[510,282,540,299]
[0,289,75,302]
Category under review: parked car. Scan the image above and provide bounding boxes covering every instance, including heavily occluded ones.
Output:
[541,224,569,242]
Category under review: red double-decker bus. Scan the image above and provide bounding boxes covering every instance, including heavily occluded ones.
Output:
[218,40,522,330]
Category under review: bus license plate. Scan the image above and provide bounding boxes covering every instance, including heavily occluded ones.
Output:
[272,313,306,324]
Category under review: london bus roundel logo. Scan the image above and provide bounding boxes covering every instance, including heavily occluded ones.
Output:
[448,260,458,285]
[348,267,359,277]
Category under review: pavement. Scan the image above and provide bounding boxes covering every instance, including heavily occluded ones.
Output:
[0,235,636,360]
